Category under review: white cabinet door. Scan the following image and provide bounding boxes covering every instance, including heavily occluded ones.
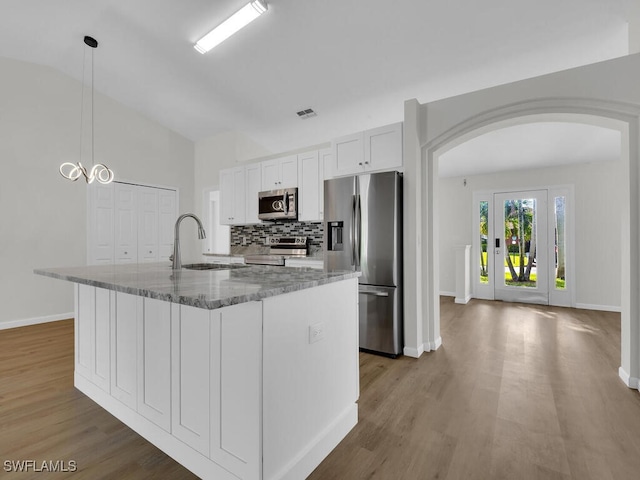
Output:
[279,155,298,188]
[75,285,111,391]
[158,190,177,262]
[111,292,138,409]
[209,302,262,480]
[332,131,364,176]
[298,151,321,222]
[220,166,246,225]
[137,297,171,431]
[115,183,138,264]
[245,163,262,224]
[261,159,280,190]
[331,123,403,177]
[262,155,298,190]
[319,148,331,217]
[138,187,159,263]
[93,287,112,392]
[364,122,403,172]
[88,183,115,265]
[171,304,211,455]
[75,284,95,380]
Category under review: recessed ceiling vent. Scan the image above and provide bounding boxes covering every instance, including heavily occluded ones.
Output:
[296,108,317,119]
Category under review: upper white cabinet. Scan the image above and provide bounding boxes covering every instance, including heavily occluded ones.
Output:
[332,131,364,177]
[261,155,298,190]
[219,166,246,225]
[331,122,403,177]
[244,163,262,224]
[88,182,178,265]
[298,150,322,222]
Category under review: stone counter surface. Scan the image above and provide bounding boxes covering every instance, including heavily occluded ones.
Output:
[34,263,359,310]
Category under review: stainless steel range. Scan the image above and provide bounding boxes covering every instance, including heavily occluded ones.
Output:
[244,236,308,266]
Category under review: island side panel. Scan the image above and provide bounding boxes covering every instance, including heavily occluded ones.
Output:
[262,277,359,480]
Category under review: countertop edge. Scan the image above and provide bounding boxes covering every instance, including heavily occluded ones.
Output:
[34,267,360,310]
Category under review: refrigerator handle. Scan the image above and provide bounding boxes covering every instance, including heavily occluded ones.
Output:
[351,195,357,266]
[355,194,361,268]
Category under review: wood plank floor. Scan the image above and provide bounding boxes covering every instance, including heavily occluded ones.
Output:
[1,298,640,479]
[310,298,640,480]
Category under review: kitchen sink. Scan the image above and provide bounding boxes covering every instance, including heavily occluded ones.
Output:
[182,263,248,271]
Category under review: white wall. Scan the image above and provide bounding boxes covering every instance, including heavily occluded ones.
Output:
[193,131,272,242]
[439,161,623,309]
[0,57,194,328]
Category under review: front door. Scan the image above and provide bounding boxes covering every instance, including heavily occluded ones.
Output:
[493,190,549,304]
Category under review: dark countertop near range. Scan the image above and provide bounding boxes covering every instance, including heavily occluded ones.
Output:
[34,262,357,310]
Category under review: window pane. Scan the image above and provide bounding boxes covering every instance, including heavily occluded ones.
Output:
[480,201,488,283]
[555,196,566,290]
[503,198,537,288]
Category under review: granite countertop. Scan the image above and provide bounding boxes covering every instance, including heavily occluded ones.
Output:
[34,263,358,310]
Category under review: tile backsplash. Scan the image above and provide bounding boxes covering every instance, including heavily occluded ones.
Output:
[231,221,324,253]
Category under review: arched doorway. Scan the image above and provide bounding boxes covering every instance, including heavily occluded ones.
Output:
[418,98,640,390]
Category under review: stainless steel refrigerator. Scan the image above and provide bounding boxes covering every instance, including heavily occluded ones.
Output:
[324,171,403,357]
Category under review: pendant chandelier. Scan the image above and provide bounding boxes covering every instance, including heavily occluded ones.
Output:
[59,36,114,184]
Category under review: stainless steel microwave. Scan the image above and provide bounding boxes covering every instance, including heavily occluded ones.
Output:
[258,188,298,221]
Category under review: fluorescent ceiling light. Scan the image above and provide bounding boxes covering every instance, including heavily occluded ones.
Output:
[194,0,268,54]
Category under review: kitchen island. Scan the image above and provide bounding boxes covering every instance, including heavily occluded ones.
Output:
[34,263,360,480]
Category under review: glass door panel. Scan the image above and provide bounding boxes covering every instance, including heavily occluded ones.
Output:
[493,190,548,305]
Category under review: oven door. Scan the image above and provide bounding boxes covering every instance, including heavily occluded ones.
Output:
[258,188,297,220]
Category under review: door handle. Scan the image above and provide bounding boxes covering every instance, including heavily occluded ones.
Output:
[360,291,389,297]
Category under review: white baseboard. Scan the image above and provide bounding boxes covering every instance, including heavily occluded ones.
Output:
[440,291,456,297]
[425,337,442,352]
[0,312,73,330]
[277,404,358,480]
[404,337,443,358]
[575,303,621,313]
[455,295,472,304]
[618,366,640,389]
[403,344,425,358]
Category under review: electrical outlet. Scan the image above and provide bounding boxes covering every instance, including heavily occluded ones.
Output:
[309,322,325,344]
[242,236,249,246]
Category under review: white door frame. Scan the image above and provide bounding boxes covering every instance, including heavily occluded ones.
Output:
[473,185,575,307]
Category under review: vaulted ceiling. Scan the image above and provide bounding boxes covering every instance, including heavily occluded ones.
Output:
[0,0,635,154]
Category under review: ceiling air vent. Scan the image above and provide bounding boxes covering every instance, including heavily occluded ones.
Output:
[296,108,317,119]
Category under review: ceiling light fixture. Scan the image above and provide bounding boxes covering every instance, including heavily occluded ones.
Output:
[194,0,268,54]
[59,36,114,184]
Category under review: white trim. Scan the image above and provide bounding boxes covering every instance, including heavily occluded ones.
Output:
[0,312,73,330]
[618,366,640,389]
[271,405,358,480]
[455,295,472,305]
[403,344,424,358]
[575,303,622,313]
[426,337,443,352]
[440,291,456,297]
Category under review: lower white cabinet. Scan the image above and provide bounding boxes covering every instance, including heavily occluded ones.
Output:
[73,281,357,480]
[75,284,111,392]
[74,286,262,480]
[138,297,172,432]
[111,292,138,409]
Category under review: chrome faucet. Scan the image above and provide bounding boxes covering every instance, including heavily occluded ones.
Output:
[171,213,206,269]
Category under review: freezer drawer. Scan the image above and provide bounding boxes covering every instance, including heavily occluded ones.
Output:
[358,285,402,357]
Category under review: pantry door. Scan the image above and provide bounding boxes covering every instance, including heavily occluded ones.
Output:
[493,190,549,305]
